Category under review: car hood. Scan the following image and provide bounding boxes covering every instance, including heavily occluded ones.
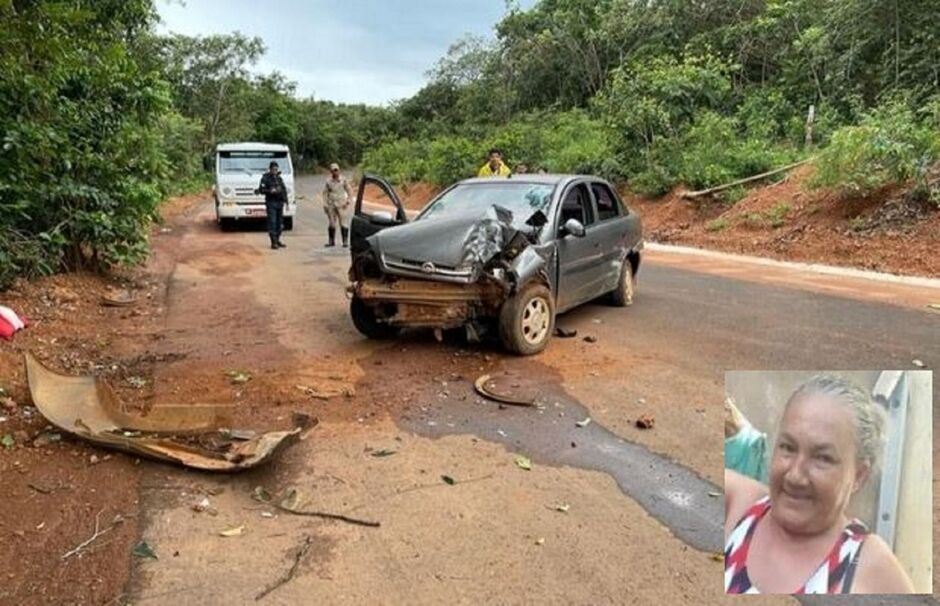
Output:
[369,207,517,279]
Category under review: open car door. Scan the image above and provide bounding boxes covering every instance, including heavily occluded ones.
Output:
[350,174,408,256]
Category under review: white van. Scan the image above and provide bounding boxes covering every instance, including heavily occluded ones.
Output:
[214,142,296,231]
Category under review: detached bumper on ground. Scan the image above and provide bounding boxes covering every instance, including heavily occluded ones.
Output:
[25,353,312,471]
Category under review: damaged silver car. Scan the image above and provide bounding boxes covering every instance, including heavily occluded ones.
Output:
[347,174,643,355]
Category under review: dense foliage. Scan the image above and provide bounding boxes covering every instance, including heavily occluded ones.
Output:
[0,0,392,288]
[2,0,938,288]
[364,0,940,193]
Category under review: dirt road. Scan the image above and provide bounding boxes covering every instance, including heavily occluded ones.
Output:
[116,174,937,605]
[3,174,937,604]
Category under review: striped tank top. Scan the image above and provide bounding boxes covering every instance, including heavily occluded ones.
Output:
[724,496,868,594]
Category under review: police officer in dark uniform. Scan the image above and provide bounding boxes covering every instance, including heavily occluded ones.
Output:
[257,161,287,250]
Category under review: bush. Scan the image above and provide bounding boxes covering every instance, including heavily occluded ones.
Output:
[812,98,940,195]
[361,139,429,185]
[425,136,481,186]
[678,111,801,190]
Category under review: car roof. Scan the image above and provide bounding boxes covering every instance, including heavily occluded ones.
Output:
[216,142,291,152]
[457,174,601,186]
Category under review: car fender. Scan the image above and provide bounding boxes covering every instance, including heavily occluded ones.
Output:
[509,244,554,295]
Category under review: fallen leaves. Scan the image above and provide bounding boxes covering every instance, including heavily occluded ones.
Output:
[219,524,245,537]
[225,370,252,384]
[132,541,158,560]
[515,455,532,471]
[441,475,456,485]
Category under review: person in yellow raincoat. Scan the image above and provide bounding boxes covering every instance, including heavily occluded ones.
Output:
[477,148,511,177]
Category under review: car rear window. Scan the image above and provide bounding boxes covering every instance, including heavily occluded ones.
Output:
[592,183,620,221]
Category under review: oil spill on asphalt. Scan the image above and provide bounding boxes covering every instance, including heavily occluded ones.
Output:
[397,362,724,553]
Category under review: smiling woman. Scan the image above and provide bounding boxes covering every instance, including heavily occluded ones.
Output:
[723,373,930,595]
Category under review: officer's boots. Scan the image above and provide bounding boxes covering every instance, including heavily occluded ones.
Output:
[341,227,349,248]
[270,235,278,250]
[326,226,336,247]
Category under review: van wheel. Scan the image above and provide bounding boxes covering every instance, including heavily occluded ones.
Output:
[283,217,294,231]
[498,283,554,355]
[350,297,399,339]
[610,258,636,307]
[219,218,235,232]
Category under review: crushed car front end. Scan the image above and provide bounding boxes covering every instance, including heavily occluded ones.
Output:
[348,204,552,338]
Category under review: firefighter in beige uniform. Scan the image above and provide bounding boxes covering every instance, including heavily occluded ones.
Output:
[322,163,353,247]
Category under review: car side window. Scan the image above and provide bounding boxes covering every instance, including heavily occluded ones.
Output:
[591,183,621,221]
[559,183,595,233]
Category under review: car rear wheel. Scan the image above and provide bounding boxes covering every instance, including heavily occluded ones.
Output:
[498,283,555,355]
[350,297,400,340]
[610,257,636,307]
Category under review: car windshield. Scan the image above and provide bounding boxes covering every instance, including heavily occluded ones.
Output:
[219,151,292,175]
[420,182,555,225]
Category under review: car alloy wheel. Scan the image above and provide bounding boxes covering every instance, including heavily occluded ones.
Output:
[521,296,550,346]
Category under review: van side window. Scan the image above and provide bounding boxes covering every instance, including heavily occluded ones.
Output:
[591,183,621,221]
[559,184,595,232]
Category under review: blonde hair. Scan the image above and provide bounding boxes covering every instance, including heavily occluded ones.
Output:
[785,374,887,472]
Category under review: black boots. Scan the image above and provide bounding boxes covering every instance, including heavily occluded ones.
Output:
[277,240,286,248]
[341,227,349,248]
[326,226,336,247]
[270,236,278,250]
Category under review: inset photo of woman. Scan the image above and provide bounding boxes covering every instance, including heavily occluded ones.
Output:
[723,371,932,595]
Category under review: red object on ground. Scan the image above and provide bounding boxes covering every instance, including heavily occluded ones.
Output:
[0,305,28,340]
[0,316,15,340]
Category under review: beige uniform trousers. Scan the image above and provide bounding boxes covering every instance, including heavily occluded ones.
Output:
[323,178,352,228]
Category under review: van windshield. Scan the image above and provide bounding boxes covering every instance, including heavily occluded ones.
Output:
[219,151,292,175]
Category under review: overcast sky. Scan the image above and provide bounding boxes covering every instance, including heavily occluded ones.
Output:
[156,0,532,106]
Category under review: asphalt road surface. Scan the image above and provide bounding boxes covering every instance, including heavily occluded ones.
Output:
[127,174,938,605]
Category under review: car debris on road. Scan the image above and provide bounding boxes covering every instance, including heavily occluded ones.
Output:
[24,352,313,471]
[473,373,537,407]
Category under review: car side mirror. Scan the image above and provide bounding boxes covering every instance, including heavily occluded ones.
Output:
[563,218,586,237]
[370,210,396,225]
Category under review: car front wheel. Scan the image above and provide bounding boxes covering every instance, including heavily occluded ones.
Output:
[498,283,555,355]
[350,297,400,340]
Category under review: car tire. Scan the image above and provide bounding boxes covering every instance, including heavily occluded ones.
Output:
[283,217,294,231]
[610,257,636,307]
[219,218,235,232]
[350,297,399,340]
[498,282,555,355]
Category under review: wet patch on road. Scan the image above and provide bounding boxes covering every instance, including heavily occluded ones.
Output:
[384,350,724,553]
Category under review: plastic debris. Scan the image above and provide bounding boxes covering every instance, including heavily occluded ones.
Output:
[474,374,536,407]
[575,417,592,428]
[25,353,313,471]
[515,455,532,471]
